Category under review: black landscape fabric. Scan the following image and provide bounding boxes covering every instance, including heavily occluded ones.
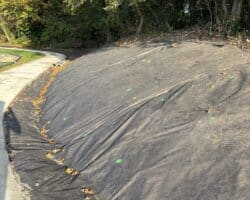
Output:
[4,42,250,200]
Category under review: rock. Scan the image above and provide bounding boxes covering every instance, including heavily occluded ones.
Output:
[0,54,20,63]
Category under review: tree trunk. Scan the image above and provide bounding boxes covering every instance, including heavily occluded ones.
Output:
[0,14,14,43]
[247,0,250,27]
[205,0,213,33]
[231,0,243,21]
[105,27,112,44]
[136,14,144,36]
[222,0,228,18]
[221,0,229,32]
[147,5,160,26]
[133,1,144,36]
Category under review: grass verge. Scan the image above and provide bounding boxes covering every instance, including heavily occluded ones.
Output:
[0,48,44,72]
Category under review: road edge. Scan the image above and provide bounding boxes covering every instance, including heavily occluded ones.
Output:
[0,48,66,200]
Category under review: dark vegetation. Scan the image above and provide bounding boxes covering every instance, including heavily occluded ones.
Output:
[0,0,249,48]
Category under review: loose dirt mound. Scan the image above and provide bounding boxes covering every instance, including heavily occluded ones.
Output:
[4,42,250,200]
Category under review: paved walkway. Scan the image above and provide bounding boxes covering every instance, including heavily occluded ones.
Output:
[0,48,66,200]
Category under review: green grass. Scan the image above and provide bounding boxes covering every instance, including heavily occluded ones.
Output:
[0,48,44,72]
[0,62,14,67]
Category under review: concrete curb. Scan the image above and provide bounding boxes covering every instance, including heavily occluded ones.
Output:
[0,48,66,200]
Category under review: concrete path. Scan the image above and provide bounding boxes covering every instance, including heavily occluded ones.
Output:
[0,48,66,200]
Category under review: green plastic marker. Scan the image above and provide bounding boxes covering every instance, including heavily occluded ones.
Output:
[208,115,216,121]
[228,75,234,79]
[115,159,123,164]
[160,97,165,102]
[126,88,132,92]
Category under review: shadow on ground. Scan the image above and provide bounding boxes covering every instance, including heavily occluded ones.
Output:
[4,107,21,156]
[41,41,175,61]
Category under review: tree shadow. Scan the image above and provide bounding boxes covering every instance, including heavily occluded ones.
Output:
[0,105,22,200]
[4,107,21,156]
[41,39,182,63]
[4,107,21,134]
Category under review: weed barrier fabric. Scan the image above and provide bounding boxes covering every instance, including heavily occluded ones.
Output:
[4,42,250,200]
